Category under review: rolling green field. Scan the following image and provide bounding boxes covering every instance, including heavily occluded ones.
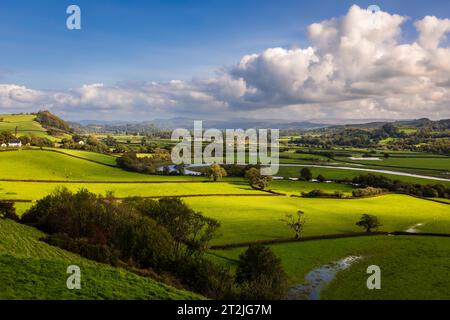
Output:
[0,218,200,300]
[0,180,263,202]
[269,180,355,196]
[210,236,450,300]
[47,148,119,166]
[336,156,450,171]
[186,194,450,245]
[0,150,202,181]
[0,114,69,141]
[275,165,450,186]
[0,114,47,138]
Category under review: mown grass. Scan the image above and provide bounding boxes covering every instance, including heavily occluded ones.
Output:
[186,194,450,245]
[0,218,201,300]
[210,236,450,299]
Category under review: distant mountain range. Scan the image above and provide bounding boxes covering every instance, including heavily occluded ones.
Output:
[76,117,328,130]
[74,116,450,132]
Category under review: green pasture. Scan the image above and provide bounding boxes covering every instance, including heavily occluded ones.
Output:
[186,194,450,245]
[0,180,263,203]
[269,180,355,196]
[0,218,200,300]
[0,150,202,181]
[211,236,450,299]
[46,148,119,166]
[0,114,65,141]
[275,165,450,186]
[336,156,450,171]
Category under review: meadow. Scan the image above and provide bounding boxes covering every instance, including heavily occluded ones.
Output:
[0,180,263,202]
[186,194,450,245]
[0,150,202,181]
[275,165,450,186]
[0,114,48,138]
[335,156,450,171]
[0,114,69,141]
[210,236,450,300]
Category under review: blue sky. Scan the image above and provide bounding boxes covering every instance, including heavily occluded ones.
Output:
[0,1,449,121]
[1,0,448,90]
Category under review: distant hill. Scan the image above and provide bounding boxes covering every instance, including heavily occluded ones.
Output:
[35,110,73,135]
[328,118,450,130]
[77,117,328,131]
[0,111,73,141]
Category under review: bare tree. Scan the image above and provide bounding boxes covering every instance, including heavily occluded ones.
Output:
[280,210,305,239]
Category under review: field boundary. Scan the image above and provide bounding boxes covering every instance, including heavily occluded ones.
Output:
[4,193,282,203]
[0,178,245,183]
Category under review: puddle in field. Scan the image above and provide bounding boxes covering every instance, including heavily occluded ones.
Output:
[406,223,424,233]
[286,256,362,300]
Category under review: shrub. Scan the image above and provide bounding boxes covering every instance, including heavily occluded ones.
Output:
[236,245,288,300]
[0,200,20,222]
[245,168,272,190]
[352,187,385,198]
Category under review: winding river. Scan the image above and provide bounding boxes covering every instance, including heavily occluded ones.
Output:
[183,163,450,182]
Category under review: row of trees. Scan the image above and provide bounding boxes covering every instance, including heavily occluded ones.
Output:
[116,150,171,174]
[349,174,450,199]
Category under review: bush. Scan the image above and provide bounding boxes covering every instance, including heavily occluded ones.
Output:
[171,257,235,300]
[0,200,20,221]
[21,188,175,270]
[236,245,288,300]
[245,168,272,190]
[352,187,385,198]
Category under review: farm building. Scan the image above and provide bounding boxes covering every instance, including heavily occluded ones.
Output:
[7,140,22,147]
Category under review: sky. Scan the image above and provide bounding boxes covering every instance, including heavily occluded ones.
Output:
[0,0,450,121]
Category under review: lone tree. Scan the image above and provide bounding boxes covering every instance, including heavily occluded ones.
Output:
[317,174,326,182]
[356,214,382,233]
[300,168,313,181]
[208,163,227,182]
[236,245,288,300]
[245,167,272,190]
[0,200,19,222]
[280,210,305,239]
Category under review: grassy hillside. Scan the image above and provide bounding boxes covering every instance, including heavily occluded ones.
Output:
[0,218,201,300]
[47,148,119,166]
[0,114,49,138]
[0,150,202,181]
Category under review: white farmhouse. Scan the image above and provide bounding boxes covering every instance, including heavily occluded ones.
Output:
[8,140,22,147]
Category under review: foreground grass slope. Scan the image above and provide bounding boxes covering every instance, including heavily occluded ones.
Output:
[0,218,200,300]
